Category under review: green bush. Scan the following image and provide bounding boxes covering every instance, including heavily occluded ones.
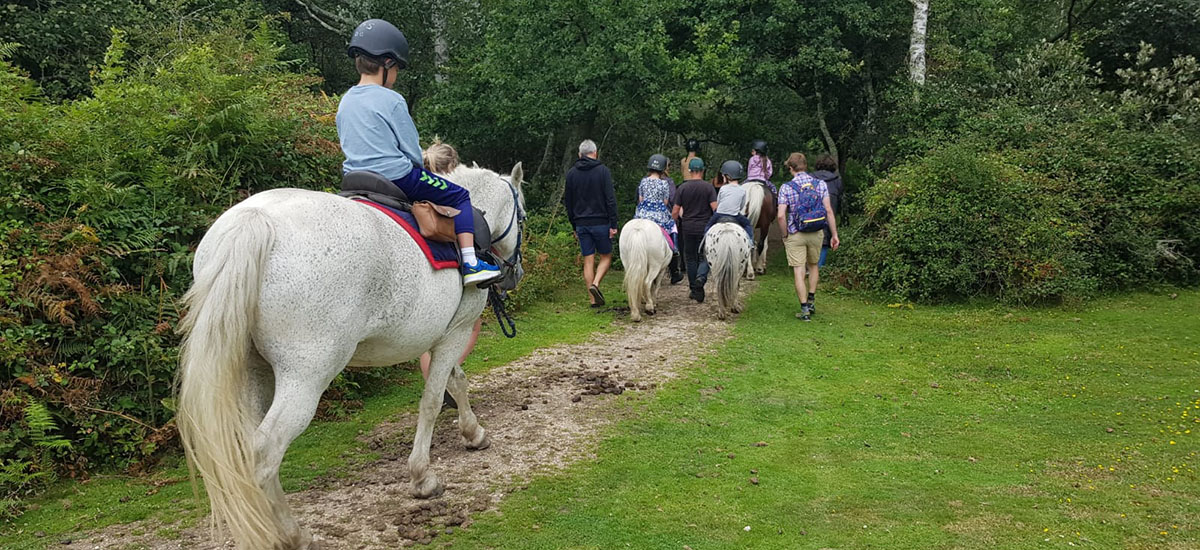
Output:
[0,22,342,514]
[842,145,1093,301]
[844,43,1200,302]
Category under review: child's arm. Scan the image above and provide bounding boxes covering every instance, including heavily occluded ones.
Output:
[391,100,424,169]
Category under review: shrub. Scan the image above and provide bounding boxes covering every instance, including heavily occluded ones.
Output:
[0,21,342,513]
[844,43,1200,302]
[843,145,1094,301]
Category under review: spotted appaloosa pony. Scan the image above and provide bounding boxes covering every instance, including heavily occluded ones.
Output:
[742,179,777,278]
[618,219,673,322]
[704,222,751,320]
[175,164,525,550]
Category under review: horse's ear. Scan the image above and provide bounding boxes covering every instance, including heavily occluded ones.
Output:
[510,162,524,189]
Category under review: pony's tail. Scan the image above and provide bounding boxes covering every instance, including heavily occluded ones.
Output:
[620,223,651,321]
[744,182,764,228]
[709,227,744,316]
[176,208,290,549]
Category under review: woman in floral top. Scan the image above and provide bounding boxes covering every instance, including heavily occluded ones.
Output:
[635,154,678,250]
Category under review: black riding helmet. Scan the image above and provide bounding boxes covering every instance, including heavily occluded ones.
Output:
[647,154,668,172]
[347,19,410,70]
[685,138,701,153]
[720,160,746,180]
[751,139,768,155]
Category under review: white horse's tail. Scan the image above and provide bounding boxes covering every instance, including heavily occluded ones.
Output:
[744,181,765,229]
[620,220,653,320]
[176,208,288,549]
[707,224,747,315]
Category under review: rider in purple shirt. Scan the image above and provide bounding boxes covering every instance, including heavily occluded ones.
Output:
[746,139,777,196]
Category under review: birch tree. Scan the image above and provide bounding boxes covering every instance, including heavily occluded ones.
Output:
[909,0,930,84]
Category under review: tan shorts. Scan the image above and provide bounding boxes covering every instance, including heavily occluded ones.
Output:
[784,231,823,266]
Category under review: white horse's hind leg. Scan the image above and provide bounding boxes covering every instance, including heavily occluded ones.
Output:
[250,350,346,549]
[445,364,489,450]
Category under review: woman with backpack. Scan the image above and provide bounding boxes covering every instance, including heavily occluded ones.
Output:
[776,153,839,321]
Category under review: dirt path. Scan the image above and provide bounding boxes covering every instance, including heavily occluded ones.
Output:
[67,278,753,549]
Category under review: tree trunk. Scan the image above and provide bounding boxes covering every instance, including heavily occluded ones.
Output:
[908,0,929,85]
[815,90,840,161]
[531,131,556,185]
[432,0,449,82]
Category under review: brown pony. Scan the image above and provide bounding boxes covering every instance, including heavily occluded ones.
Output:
[742,179,776,277]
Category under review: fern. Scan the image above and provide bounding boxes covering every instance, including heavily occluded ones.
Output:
[0,43,18,60]
[24,402,72,451]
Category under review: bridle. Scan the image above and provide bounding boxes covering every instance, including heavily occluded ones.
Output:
[492,176,525,278]
[486,176,525,338]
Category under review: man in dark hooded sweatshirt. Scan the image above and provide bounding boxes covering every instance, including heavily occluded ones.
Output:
[811,153,844,268]
[564,139,618,307]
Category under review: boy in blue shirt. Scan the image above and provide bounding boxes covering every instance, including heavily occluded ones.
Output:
[337,19,501,286]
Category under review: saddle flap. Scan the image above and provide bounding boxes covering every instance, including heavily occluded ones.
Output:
[341,171,410,202]
[473,208,492,251]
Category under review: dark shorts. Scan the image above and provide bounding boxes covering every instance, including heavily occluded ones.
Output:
[575,224,612,256]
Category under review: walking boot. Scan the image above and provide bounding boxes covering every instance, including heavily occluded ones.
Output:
[669,253,684,285]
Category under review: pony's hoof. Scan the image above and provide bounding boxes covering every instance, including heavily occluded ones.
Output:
[732,304,744,314]
[411,475,445,499]
[465,429,490,451]
[645,308,656,316]
[755,268,765,275]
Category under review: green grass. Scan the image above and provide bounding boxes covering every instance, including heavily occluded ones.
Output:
[444,257,1200,549]
[0,286,627,548]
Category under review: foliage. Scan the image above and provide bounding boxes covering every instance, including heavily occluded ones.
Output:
[845,42,1200,301]
[0,18,343,514]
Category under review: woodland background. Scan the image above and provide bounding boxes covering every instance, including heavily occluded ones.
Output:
[1,0,1198,519]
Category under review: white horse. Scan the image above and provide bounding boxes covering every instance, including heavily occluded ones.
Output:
[618,219,673,322]
[704,222,751,320]
[741,180,774,278]
[175,163,525,550]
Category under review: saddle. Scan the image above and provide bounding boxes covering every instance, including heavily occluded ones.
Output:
[711,213,743,225]
[338,170,493,251]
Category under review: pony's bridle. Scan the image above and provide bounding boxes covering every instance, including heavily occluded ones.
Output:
[485,176,525,339]
[491,176,525,285]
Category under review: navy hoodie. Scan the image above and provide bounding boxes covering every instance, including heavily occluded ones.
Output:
[812,170,843,247]
[564,156,618,229]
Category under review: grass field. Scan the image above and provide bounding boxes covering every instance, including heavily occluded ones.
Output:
[4,258,1197,549]
[445,260,1199,549]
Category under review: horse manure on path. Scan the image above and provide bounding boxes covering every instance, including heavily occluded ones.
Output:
[63,280,752,550]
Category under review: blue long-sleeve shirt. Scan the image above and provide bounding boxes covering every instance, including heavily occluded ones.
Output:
[336,85,424,180]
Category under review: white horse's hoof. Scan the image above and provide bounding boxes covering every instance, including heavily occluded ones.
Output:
[755,268,765,275]
[645,308,656,316]
[411,475,445,499]
[732,303,744,314]
[465,428,490,451]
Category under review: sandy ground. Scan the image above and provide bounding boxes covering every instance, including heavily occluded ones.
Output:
[62,276,753,549]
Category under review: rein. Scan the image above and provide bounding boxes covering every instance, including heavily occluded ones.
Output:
[488,288,517,338]
[486,176,525,339]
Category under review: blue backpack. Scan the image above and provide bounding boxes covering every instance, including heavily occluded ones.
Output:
[785,177,827,232]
